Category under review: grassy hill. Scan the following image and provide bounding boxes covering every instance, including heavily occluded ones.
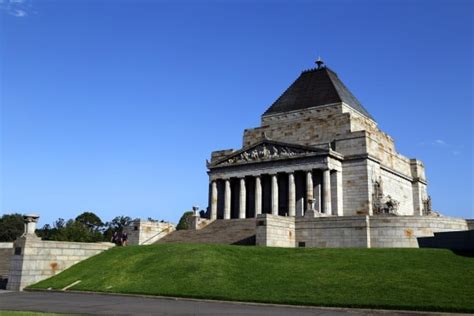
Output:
[28,244,474,313]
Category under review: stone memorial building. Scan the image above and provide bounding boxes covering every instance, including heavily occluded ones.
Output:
[207,59,428,219]
[160,59,471,248]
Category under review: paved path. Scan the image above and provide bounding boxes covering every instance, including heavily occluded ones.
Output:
[0,291,459,315]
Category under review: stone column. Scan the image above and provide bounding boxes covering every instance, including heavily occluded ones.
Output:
[210,180,218,220]
[333,170,343,216]
[239,178,246,219]
[224,179,231,219]
[288,173,296,217]
[255,176,262,216]
[306,170,313,210]
[314,172,322,212]
[271,174,279,215]
[322,169,332,214]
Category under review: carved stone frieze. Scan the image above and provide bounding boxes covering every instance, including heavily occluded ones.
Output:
[216,143,319,166]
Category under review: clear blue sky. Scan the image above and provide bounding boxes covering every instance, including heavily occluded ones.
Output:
[1,0,472,226]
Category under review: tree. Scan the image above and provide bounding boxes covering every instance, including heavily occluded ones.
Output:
[176,211,193,230]
[39,212,106,242]
[0,213,24,242]
[103,216,132,241]
[75,212,104,231]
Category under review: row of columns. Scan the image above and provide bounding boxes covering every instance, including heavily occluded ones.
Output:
[210,169,334,220]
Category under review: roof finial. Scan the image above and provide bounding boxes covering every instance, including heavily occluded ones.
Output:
[315,56,324,69]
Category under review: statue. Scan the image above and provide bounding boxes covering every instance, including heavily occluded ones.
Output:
[373,178,399,215]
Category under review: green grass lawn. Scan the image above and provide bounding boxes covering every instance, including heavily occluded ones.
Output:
[28,244,474,313]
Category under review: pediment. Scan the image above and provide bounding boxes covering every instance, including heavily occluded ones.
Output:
[210,140,328,167]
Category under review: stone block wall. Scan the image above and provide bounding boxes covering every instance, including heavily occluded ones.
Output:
[295,216,370,248]
[244,104,351,148]
[342,160,371,215]
[369,216,469,248]
[256,214,469,249]
[125,219,176,245]
[379,168,414,215]
[7,237,114,291]
[332,131,368,157]
[0,243,13,283]
[256,214,295,247]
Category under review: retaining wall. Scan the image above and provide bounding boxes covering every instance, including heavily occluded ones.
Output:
[296,216,370,248]
[7,237,114,291]
[256,215,469,248]
[369,216,468,248]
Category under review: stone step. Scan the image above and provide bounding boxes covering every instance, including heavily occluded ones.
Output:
[157,219,257,245]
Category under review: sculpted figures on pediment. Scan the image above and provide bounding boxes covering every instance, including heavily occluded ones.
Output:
[221,143,312,165]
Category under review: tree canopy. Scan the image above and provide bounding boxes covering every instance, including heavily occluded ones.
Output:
[0,213,24,242]
[176,211,193,230]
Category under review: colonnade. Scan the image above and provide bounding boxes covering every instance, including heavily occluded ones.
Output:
[210,169,338,220]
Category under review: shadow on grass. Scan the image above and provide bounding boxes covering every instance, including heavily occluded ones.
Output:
[451,250,474,257]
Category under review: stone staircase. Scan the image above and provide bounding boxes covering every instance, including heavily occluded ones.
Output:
[156,219,257,245]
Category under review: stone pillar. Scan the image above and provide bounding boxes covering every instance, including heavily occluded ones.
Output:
[271,174,279,215]
[224,179,231,219]
[210,180,218,220]
[314,171,322,212]
[306,170,313,211]
[288,173,296,217]
[322,169,332,214]
[239,178,246,219]
[255,176,262,216]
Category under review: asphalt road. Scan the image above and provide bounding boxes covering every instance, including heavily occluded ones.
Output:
[0,290,459,316]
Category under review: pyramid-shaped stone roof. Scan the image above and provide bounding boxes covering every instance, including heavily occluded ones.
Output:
[263,66,374,120]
